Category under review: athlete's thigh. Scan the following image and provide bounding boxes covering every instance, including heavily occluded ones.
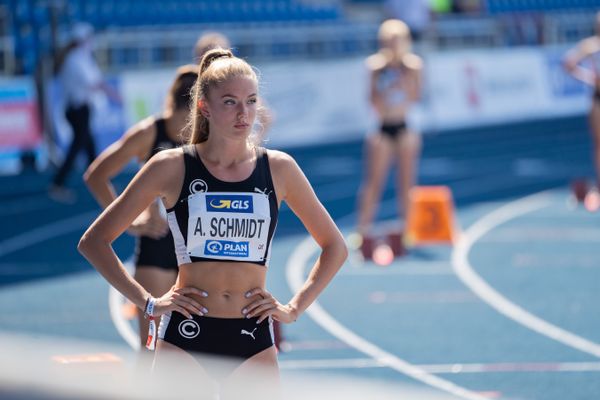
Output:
[152,340,216,398]
[590,104,600,142]
[366,133,394,183]
[221,346,280,400]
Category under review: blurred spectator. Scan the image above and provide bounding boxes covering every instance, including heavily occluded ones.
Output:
[383,0,431,41]
[48,23,119,203]
[451,0,482,14]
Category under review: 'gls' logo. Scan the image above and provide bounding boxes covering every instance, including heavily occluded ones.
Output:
[206,195,253,213]
[178,319,200,339]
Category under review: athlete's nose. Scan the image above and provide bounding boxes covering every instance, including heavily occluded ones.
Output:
[237,102,248,119]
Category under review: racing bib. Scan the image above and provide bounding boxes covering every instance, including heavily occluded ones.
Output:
[186,192,271,262]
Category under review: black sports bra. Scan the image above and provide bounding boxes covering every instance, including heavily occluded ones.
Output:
[166,144,279,267]
[147,117,180,161]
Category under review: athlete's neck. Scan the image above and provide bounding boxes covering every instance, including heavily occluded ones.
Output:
[197,138,255,168]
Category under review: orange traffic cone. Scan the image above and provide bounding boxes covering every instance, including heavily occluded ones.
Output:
[406,186,456,245]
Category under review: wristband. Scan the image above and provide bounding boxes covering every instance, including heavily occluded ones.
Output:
[143,296,156,319]
[144,297,157,350]
[146,316,157,351]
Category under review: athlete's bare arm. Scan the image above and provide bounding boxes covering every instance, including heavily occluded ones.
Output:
[366,53,387,117]
[564,37,600,87]
[78,149,204,315]
[84,117,157,208]
[403,53,423,103]
[263,150,347,322]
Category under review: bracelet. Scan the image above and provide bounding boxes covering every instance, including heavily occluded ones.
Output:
[143,296,156,320]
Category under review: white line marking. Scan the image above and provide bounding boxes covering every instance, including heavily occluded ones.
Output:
[451,191,600,358]
[0,211,97,257]
[279,358,600,373]
[286,237,488,400]
[108,260,140,350]
[339,262,453,276]
[0,210,141,350]
[0,197,57,216]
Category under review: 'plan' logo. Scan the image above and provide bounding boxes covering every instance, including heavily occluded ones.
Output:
[205,240,249,257]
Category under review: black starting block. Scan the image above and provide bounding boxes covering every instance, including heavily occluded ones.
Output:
[358,229,406,262]
[570,179,589,203]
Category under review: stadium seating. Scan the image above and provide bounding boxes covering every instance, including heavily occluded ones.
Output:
[6,0,343,74]
[486,0,600,13]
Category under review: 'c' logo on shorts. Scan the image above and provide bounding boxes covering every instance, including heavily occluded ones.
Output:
[178,319,200,339]
[189,179,208,194]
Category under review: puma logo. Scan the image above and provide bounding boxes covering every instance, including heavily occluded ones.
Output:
[241,328,257,340]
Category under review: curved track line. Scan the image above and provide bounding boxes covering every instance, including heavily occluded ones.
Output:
[0,210,141,350]
[108,260,140,350]
[286,237,488,400]
[451,192,600,358]
[0,211,96,257]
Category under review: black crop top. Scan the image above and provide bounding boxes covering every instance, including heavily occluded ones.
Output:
[166,144,279,267]
[147,117,179,161]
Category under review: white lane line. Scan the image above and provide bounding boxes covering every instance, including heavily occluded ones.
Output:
[280,358,600,373]
[0,197,57,216]
[0,210,141,350]
[286,237,488,400]
[108,260,140,350]
[451,191,600,358]
[338,262,453,276]
[0,211,97,257]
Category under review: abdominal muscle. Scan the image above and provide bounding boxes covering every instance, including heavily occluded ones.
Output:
[177,261,267,318]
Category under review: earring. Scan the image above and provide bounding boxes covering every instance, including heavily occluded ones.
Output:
[198,100,209,118]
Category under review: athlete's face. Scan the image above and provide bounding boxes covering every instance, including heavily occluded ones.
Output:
[381,34,410,57]
[204,75,258,140]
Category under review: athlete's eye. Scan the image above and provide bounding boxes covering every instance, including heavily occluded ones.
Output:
[247,98,257,105]
[224,99,235,105]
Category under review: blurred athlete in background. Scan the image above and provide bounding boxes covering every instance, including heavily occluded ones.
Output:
[357,19,423,237]
[84,65,198,348]
[564,11,600,211]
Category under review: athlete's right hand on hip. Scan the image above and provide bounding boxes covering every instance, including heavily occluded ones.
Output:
[155,286,209,319]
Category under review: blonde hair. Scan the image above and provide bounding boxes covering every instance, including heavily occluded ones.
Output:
[378,19,410,41]
[378,19,412,55]
[188,48,258,144]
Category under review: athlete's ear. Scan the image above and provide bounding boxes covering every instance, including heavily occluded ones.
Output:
[198,99,210,118]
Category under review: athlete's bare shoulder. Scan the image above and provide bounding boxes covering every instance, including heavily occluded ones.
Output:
[148,146,185,166]
[365,52,387,72]
[264,148,296,171]
[264,149,301,201]
[142,146,186,180]
[578,36,600,56]
[402,53,423,71]
[126,115,156,138]
[141,146,186,204]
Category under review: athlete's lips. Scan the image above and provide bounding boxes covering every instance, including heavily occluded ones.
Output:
[234,123,249,129]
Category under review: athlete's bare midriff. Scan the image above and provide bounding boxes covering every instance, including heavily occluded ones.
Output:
[380,108,408,125]
[177,261,267,318]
